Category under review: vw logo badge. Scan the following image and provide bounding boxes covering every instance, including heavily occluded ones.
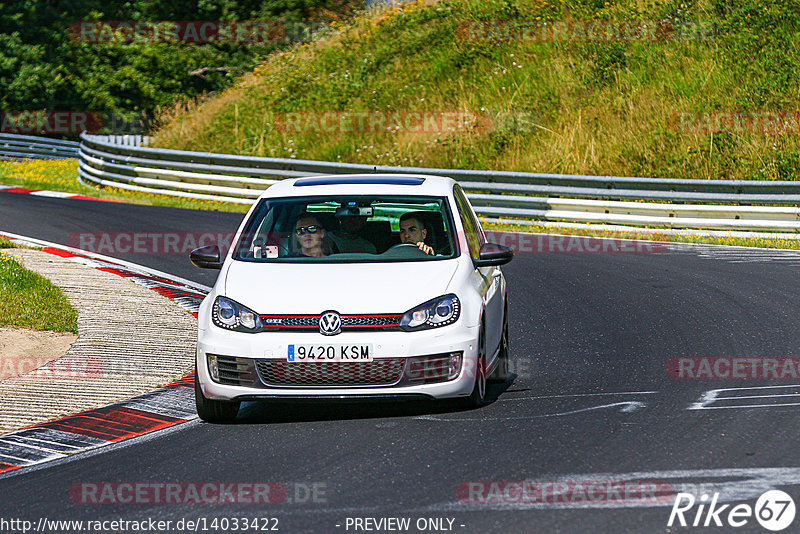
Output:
[319,311,342,336]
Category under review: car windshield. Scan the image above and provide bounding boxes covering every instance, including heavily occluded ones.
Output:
[232,195,458,263]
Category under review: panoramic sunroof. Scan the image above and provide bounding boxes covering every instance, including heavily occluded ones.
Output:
[293,175,426,186]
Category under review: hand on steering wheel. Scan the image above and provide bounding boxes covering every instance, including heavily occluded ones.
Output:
[391,242,433,255]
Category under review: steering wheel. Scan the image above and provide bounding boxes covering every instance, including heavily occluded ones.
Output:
[385,242,431,257]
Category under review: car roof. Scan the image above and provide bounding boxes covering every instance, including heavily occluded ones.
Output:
[259,173,456,199]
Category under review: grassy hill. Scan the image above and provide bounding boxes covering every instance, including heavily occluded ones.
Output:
[151,0,800,181]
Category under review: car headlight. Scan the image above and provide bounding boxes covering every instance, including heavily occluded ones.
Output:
[212,296,262,332]
[400,294,460,330]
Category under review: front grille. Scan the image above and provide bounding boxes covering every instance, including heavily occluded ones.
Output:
[278,316,317,327]
[259,314,402,331]
[255,358,406,387]
[215,355,257,386]
[342,316,400,327]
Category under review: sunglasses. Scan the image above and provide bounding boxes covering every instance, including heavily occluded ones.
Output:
[295,225,321,236]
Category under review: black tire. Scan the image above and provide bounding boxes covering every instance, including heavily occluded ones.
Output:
[488,300,509,383]
[195,371,240,423]
[463,326,487,408]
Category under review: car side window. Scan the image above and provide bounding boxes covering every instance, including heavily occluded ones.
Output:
[453,185,482,260]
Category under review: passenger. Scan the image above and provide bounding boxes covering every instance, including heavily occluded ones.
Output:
[399,213,434,255]
[329,214,377,254]
[292,213,331,257]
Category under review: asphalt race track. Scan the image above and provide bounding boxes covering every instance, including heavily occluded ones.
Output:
[3,190,800,533]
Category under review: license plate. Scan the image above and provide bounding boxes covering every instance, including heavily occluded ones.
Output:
[287,344,373,362]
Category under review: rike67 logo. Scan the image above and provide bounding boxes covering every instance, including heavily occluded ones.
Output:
[668,490,796,531]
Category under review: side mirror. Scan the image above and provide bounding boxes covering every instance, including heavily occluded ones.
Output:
[473,242,513,267]
[190,245,223,269]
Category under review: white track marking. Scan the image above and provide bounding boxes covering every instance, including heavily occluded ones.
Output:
[417,467,800,511]
[694,403,800,410]
[497,391,657,402]
[415,401,646,422]
[722,393,800,400]
[688,384,800,410]
[29,190,75,198]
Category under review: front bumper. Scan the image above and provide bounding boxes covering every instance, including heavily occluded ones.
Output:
[196,324,479,401]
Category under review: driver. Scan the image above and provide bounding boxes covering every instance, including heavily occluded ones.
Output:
[399,213,434,255]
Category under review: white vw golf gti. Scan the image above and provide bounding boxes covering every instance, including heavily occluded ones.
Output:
[190,174,512,422]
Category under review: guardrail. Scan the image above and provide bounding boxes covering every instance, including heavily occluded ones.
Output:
[0,133,79,160]
[76,133,800,232]
[9,132,800,231]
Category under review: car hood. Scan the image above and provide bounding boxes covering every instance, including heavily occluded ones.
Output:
[223,259,460,314]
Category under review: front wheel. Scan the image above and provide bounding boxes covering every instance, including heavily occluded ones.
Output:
[488,301,509,383]
[463,328,487,408]
[195,370,240,423]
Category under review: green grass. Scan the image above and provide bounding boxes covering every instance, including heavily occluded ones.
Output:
[0,159,249,213]
[151,0,800,182]
[0,252,78,333]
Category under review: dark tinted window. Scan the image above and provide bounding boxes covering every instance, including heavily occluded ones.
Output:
[232,195,457,263]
